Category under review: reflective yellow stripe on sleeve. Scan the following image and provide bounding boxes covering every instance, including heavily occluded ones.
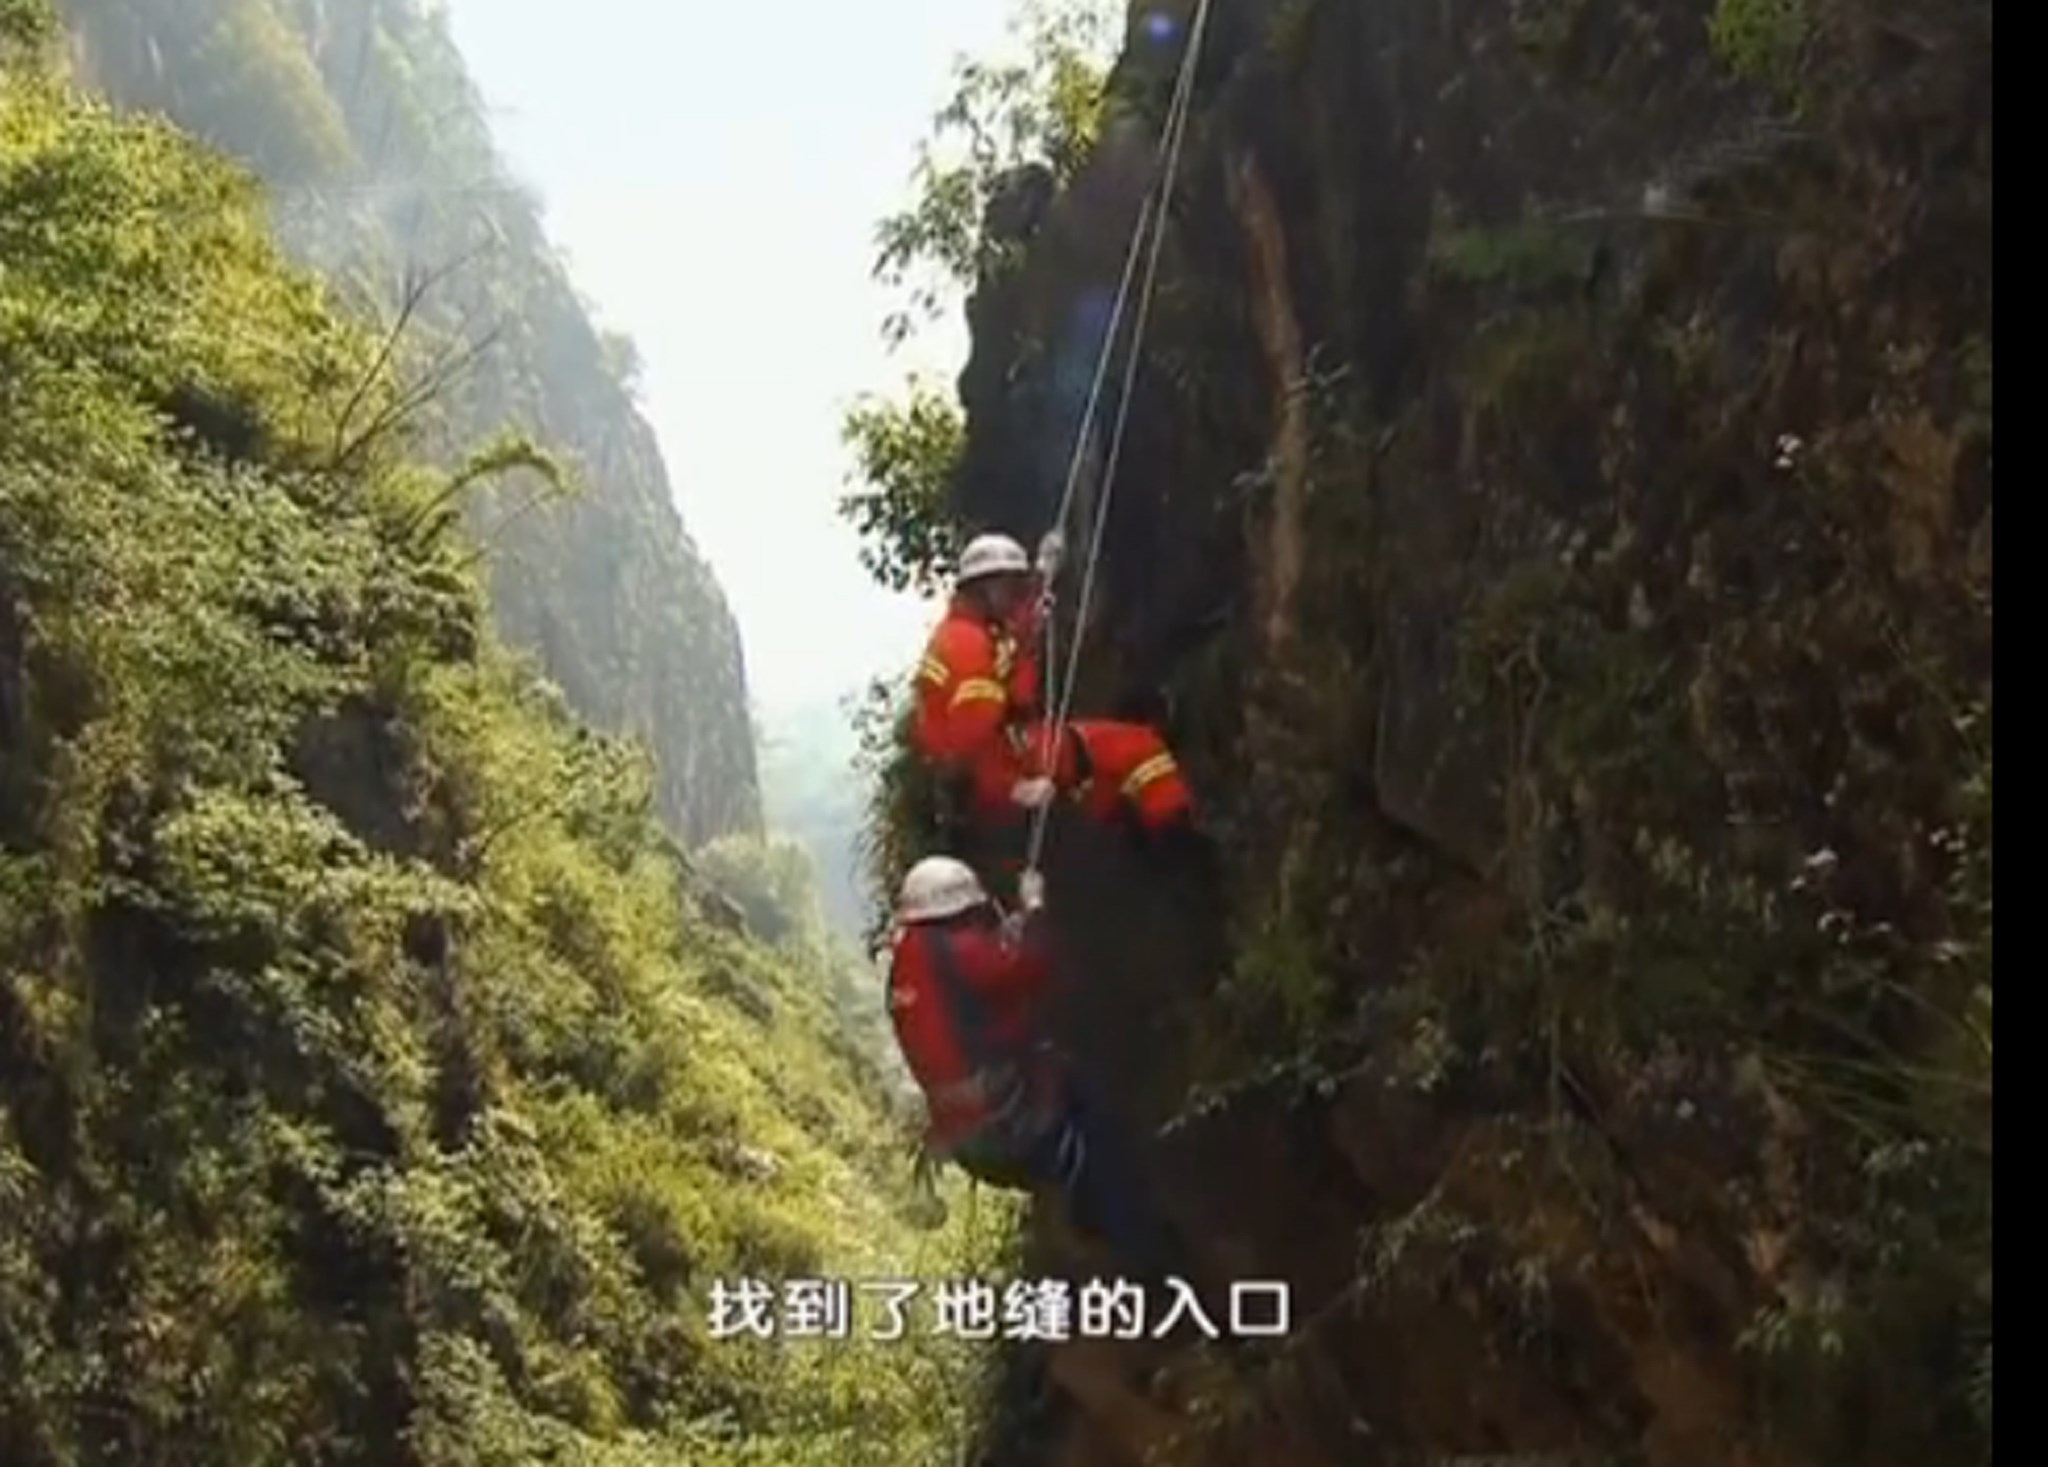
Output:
[1121,752,1178,797]
[918,654,950,687]
[949,678,1008,709]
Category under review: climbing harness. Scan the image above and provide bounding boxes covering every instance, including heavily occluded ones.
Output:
[892,906,1076,1161]
[1022,0,1218,889]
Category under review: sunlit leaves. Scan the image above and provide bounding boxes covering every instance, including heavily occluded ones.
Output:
[837,382,966,596]
[0,37,998,1466]
[0,71,372,458]
[0,0,54,55]
[840,3,1112,596]
[58,0,762,846]
[871,0,1117,346]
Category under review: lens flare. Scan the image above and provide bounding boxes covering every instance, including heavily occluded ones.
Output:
[1070,288,1116,357]
[1028,287,1120,509]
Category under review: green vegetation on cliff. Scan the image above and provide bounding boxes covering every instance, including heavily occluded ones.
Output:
[0,18,1001,1463]
[852,0,1991,1461]
[54,0,761,847]
[839,0,1120,610]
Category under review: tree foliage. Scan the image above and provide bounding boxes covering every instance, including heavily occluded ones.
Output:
[871,0,1119,346]
[58,0,765,847]
[695,833,828,948]
[0,35,1007,1464]
[837,383,968,597]
[0,0,54,53]
[839,0,1114,606]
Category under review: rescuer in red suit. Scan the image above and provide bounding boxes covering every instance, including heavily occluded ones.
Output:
[884,855,1172,1272]
[909,531,1205,857]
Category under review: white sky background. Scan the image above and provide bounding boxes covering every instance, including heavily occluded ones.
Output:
[442,0,1038,726]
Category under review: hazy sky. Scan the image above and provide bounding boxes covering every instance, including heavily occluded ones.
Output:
[442,0,1035,723]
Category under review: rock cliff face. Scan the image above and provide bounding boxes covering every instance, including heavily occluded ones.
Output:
[59,0,761,845]
[949,1,1991,1462]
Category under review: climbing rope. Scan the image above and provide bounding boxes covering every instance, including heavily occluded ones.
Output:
[1034,185,1156,800]
[1022,0,1217,886]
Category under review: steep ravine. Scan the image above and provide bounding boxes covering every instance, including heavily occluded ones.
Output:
[1,10,995,1461]
[58,0,762,847]
[934,0,1992,1463]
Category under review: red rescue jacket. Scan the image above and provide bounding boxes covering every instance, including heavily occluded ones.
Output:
[887,914,1057,1148]
[914,594,1043,745]
[913,593,1077,811]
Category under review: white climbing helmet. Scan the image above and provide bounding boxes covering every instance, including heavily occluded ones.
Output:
[898,855,990,924]
[956,532,1031,585]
